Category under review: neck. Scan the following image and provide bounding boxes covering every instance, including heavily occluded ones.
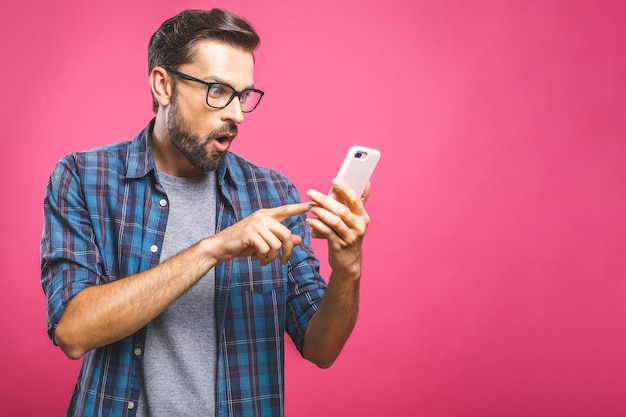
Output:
[151,111,204,177]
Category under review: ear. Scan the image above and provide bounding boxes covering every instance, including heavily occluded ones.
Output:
[149,66,173,109]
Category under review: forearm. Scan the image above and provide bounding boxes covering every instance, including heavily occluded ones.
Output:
[55,237,219,359]
[301,271,360,368]
[300,179,371,368]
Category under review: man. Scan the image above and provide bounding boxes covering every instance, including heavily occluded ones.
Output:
[41,8,370,417]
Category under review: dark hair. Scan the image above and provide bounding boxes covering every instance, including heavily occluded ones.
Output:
[147,8,260,113]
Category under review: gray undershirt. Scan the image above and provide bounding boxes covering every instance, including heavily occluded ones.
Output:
[137,171,217,417]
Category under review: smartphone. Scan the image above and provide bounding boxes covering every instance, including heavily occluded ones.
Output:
[328,146,381,203]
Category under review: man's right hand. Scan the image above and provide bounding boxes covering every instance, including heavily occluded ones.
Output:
[206,203,309,266]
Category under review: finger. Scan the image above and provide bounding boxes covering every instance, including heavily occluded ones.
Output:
[306,188,347,213]
[279,234,294,265]
[277,227,305,264]
[306,216,337,240]
[247,229,284,266]
[264,229,285,265]
[246,232,272,260]
[291,234,303,246]
[329,179,366,213]
[308,204,351,240]
[306,189,352,239]
[361,182,371,204]
[259,219,303,265]
[307,187,359,228]
[264,202,309,222]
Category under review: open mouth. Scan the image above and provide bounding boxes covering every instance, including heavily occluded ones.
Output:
[212,134,235,152]
[211,124,238,150]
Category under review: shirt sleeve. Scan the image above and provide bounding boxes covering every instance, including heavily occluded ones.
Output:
[40,155,104,343]
[283,184,327,353]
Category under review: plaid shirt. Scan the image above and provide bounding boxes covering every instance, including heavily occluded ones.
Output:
[41,120,326,417]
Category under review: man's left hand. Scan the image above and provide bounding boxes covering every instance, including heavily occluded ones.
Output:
[306,179,371,279]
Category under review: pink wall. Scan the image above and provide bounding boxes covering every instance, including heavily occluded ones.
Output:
[2,0,625,415]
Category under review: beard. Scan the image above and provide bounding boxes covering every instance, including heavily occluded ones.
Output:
[166,97,238,172]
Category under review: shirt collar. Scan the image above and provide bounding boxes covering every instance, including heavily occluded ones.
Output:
[126,119,158,179]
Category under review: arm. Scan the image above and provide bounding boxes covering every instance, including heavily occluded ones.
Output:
[52,203,308,360]
[300,179,370,368]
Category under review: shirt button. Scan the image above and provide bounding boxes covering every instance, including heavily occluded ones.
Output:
[150,245,158,253]
[128,401,135,410]
[134,347,142,356]
[159,199,167,207]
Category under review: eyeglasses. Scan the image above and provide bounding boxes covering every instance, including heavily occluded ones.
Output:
[162,67,264,113]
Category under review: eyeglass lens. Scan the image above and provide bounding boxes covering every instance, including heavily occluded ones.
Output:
[207,84,262,113]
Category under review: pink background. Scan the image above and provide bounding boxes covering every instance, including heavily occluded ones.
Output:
[2,0,626,415]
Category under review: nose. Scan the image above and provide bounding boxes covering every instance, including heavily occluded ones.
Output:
[221,96,245,125]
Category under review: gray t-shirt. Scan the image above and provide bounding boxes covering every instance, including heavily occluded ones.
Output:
[136,171,217,417]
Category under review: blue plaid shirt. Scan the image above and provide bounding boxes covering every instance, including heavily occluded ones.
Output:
[41,120,326,416]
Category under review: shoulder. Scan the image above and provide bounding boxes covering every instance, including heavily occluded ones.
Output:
[62,141,130,167]
[50,141,132,186]
[51,121,154,182]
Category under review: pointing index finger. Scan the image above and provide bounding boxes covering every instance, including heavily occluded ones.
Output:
[265,202,309,222]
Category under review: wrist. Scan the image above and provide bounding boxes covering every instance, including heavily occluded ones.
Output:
[329,253,362,282]
[197,235,222,266]
[330,265,362,283]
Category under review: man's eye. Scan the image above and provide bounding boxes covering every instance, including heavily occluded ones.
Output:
[208,85,229,97]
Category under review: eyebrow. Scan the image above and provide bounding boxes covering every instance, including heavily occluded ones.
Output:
[164,67,257,92]
[204,74,255,91]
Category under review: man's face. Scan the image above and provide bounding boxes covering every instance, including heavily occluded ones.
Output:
[166,39,255,172]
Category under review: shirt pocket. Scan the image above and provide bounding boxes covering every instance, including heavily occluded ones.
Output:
[229,257,285,294]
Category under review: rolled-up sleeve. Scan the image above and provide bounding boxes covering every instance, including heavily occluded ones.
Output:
[40,155,103,343]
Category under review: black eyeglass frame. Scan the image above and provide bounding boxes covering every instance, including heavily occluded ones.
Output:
[162,66,265,113]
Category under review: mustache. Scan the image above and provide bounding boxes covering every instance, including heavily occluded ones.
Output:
[209,123,238,139]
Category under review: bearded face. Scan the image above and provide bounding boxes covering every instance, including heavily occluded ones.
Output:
[166,93,238,173]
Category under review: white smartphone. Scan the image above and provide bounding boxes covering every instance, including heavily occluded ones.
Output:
[328,146,381,203]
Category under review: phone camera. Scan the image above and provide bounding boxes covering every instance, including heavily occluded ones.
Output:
[354,152,364,159]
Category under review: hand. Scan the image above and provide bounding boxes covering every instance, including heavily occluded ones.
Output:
[210,203,309,265]
[306,179,371,278]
